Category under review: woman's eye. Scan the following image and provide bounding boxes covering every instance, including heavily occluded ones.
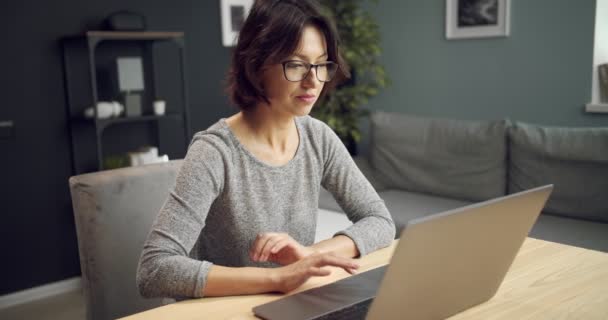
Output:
[286,62,306,69]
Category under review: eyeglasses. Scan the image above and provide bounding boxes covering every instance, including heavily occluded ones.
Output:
[281,60,338,82]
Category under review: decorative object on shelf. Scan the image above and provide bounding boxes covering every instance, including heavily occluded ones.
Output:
[220,0,253,47]
[103,154,131,170]
[83,101,124,119]
[313,0,389,155]
[117,56,145,117]
[103,11,147,31]
[599,63,608,103]
[445,0,510,40]
[153,99,166,116]
[123,93,142,117]
[128,146,169,166]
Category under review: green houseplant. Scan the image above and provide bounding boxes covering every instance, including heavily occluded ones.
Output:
[314,0,389,154]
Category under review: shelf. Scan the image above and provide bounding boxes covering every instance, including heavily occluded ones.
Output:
[585,103,608,113]
[86,31,184,40]
[92,114,183,131]
[63,31,184,44]
[71,114,183,132]
[62,30,190,174]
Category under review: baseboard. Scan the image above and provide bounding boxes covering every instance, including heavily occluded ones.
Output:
[0,277,82,309]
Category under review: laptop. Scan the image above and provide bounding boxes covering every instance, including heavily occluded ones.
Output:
[253,185,553,320]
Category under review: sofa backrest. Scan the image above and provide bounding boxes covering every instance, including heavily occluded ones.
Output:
[509,122,608,222]
[69,160,182,320]
[369,111,509,202]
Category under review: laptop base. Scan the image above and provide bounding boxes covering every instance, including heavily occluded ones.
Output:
[253,266,386,320]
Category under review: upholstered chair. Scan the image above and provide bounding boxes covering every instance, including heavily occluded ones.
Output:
[69,160,182,320]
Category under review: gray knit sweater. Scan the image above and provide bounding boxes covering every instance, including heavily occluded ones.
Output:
[136,116,395,299]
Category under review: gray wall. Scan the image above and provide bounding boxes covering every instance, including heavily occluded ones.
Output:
[368,0,607,126]
[0,0,233,294]
[1,0,606,295]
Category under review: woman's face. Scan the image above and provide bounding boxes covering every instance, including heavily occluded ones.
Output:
[259,25,328,117]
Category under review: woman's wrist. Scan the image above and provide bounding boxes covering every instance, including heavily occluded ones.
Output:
[203,265,286,296]
[310,235,359,258]
[268,267,285,292]
[302,246,320,257]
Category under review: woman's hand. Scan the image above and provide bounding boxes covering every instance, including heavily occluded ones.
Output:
[250,232,315,265]
[270,252,360,293]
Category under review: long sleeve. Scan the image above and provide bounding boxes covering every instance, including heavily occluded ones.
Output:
[136,134,226,298]
[319,122,396,256]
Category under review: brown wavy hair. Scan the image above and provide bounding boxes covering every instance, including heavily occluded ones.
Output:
[226,0,350,110]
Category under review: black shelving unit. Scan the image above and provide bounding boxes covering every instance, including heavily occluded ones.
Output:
[62,31,191,174]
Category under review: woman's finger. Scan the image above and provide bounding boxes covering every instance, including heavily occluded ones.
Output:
[270,239,290,255]
[260,235,284,261]
[346,267,358,275]
[251,233,273,261]
[313,254,360,271]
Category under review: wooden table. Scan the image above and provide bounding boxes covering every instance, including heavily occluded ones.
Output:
[121,238,608,320]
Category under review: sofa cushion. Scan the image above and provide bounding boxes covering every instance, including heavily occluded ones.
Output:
[530,214,608,253]
[318,188,471,237]
[370,112,509,201]
[378,190,472,235]
[508,122,608,222]
[316,208,353,243]
[319,188,608,252]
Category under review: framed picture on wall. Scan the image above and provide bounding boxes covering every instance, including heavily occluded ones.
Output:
[220,0,253,47]
[445,0,511,40]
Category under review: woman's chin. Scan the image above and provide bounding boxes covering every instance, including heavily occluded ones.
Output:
[294,104,314,117]
[298,99,318,114]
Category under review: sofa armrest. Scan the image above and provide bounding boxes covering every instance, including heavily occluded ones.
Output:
[509,122,608,222]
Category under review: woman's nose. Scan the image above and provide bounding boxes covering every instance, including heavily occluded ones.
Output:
[301,67,321,88]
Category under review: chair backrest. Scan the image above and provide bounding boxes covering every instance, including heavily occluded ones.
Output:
[69,160,182,320]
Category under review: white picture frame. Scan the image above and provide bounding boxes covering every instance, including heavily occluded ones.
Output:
[220,0,253,47]
[116,57,144,92]
[445,0,511,40]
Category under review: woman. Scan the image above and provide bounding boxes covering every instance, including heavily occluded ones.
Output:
[137,0,395,298]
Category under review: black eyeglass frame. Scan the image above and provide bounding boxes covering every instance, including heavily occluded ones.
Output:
[280,60,338,82]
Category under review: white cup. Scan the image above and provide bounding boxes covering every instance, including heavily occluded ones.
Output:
[153,100,166,116]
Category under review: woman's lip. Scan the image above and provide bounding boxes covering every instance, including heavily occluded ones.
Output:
[296,95,316,103]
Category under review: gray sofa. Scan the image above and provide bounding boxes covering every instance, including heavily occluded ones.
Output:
[319,111,608,253]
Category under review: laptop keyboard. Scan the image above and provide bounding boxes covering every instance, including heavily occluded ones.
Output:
[313,298,373,320]
[253,266,386,320]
